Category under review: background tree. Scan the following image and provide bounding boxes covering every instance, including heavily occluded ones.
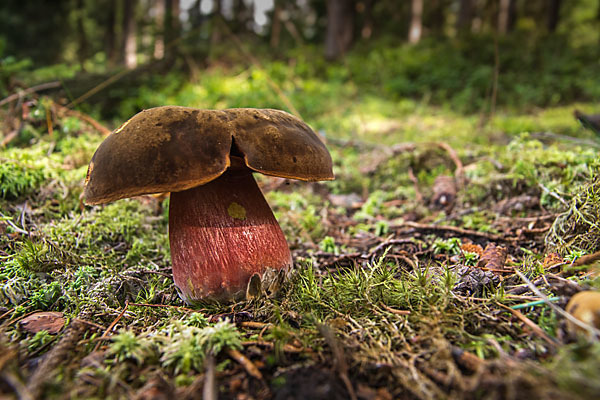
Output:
[0,0,599,70]
[104,0,118,66]
[122,0,138,69]
[153,0,165,59]
[456,0,473,33]
[409,0,423,43]
[547,0,562,32]
[164,0,181,60]
[324,0,355,60]
[0,0,72,64]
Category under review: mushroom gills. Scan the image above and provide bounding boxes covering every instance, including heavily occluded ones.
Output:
[168,167,292,303]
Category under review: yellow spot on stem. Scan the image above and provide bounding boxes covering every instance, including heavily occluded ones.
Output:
[187,277,195,294]
[227,202,246,220]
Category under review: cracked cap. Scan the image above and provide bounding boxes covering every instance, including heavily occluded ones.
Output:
[83,106,334,205]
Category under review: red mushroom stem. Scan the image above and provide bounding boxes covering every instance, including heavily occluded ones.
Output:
[168,164,292,303]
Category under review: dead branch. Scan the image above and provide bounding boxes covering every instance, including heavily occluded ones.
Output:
[0,82,61,107]
[26,320,86,398]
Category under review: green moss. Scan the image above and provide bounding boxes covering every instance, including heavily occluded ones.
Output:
[546,171,600,254]
[0,160,47,199]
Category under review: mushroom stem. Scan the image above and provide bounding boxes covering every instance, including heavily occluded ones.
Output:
[168,168,292,303]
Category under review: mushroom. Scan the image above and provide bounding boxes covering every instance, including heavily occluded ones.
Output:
[565,290,600,337]
[83,106,333,303]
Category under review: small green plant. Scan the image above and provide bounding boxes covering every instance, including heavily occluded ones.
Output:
[27,330,53,352]
[160,326,206,374]
[107,330,155,365]
[565,250,587,262]
[182,312,209,328]
[462,251,480,266]
[375,220,390,237]
[319,236,338,254]
[432,237,462,255]
[161,320,242,374]
[199,320,242,355]
[354,190,386,221]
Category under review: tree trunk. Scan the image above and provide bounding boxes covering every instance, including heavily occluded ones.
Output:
[324,0,355,60]
[408,0,423,44]
[164,0,180,59]
[456,0,473,33]
[76,0,88,70]
[360,0,374,39]
[104,0,117,66]
[497,0,511,35]
[211,0,222,46]
[429,0,446,35]
[122,0,137,69]
[189,0,203,29]
[547,0,562,32]
[153,0,165,59]
[231,0,253,33]
[270,0,282,48]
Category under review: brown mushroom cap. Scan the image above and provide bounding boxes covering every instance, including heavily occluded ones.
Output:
[83,106,334,205]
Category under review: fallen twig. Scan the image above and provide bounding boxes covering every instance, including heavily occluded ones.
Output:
[571,250,600,267]
[203,353,217,400]
[436,142,465,187]
[380,303,411,315]
[242,341,305,353]
[93,302,129,352]
[127,302,196,313]
[227,348,263,380]
[408,167,424,203]
[239,321,272,330]
[514,269,600,340]
[3,371,34,400]
[496,302,558,347]
[0,81,61,107]
[52,102,112,136]
[397,221,505,241]
[538,183,569,208]
[317,323,357,400]
[26,319,86,398]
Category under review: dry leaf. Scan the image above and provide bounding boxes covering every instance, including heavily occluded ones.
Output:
[542,252,563,269]
[19,311,65,334]
[477,243,508,271]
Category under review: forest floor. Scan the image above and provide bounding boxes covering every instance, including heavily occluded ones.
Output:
[1,76,600,399]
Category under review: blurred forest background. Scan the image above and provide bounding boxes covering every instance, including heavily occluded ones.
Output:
[2,2,600,398]
[1,0,599,120]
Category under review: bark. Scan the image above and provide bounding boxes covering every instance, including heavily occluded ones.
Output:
[122,0,137,69]
[325,0,355,60]
[104,0,117,66]
[76,0,88,70]
[164,0,180,59]
[547,0,562,32]
[270,0,282,48]
[409,0,423,44]
[456,0,473,33]
[232,0,253,33]
[211,0,222,46]
[497,0,515,35]
[169,168,292,303]
[153,0,165,59]
[360,0,374,39]
[189,0,202,29]
[429,0,446,35]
